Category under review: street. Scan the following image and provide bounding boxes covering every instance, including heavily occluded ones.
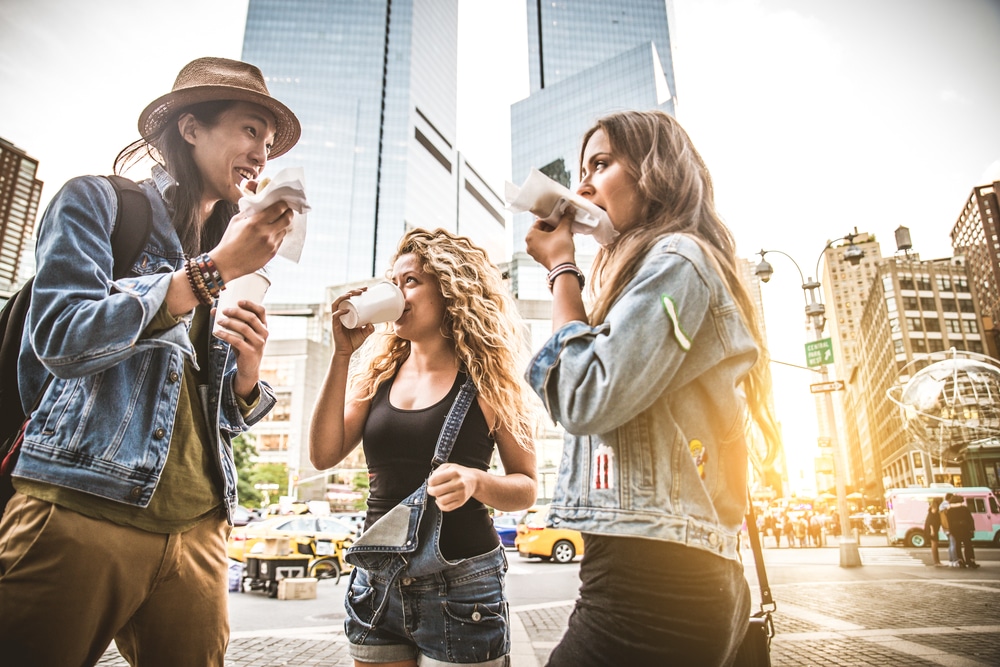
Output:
[97,535,1000,666]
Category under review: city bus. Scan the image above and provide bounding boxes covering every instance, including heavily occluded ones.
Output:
[884,486,1000,547]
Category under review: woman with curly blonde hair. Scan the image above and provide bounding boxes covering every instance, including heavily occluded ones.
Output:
[525,109,780,665]
[310,227,536,667]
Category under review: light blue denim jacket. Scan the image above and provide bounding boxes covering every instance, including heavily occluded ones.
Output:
[527,234,757,562]
[14,167,275,519]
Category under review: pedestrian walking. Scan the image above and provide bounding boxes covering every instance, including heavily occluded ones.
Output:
[523,109,780,666]
[309,228,537,666]
[945,495,979,568]
[783,511,796,548]
[0,57,299,666]
[923,499,943,566]
[940,493,961,566]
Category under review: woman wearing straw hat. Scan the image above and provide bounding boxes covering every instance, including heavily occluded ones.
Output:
[0,57,300,666]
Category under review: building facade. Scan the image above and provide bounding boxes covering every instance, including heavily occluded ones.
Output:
[511,0,677,252]
[855,255,984,498]
[950,179,1000,357]
[241,0,507,305]
[0,137,42,300]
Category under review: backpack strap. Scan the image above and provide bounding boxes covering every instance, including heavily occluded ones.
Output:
[105,175,153,280]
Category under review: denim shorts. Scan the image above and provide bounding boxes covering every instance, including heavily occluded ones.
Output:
[345,545,510,666]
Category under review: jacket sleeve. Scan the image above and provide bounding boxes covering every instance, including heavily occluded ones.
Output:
[526,242,714,435]
[27,176,193,379]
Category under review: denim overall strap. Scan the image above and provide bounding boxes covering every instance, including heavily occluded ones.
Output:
[344,375,479,630]
[430,375,478,469]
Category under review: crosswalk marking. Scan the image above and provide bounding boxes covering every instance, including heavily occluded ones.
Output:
[859,547,925,567]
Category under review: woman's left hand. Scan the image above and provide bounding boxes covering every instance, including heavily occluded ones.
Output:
[427,463,481,512]
[215,300,269,399]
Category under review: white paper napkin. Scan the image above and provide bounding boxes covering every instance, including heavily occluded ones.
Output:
[238,166,311,263]
[505,168,619,246]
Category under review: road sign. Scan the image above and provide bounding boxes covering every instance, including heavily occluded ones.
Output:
[805,338,834,367]
[810,380,845,393]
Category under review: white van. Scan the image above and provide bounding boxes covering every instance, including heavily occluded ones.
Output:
[885,486,1000,547]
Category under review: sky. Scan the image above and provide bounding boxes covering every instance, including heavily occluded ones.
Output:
[2,0,999,496]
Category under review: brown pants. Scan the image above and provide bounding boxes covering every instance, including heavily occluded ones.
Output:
[0,493,230,666]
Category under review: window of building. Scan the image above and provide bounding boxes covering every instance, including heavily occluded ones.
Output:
[963,319,978,333]
[937,276,952,292]
[907,317,923,332]
[898,274,915,290]
[945,319,962,333]
[916,275,932,291]
[889,317,900,333]
[912,338,928,352]
[920,297,937,310]
[902,296,919,310]
[924,318,941,332]
[959,299,975,313]
[928,339,945,352]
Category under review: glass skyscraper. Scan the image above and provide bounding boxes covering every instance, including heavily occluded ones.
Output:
[242,0,506,304]
[510,0,677,254]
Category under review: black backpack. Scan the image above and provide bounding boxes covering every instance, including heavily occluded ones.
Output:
[0,175,152,510]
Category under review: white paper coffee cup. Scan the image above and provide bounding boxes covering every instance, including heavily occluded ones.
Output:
[340,281,404,329]
[213,270,271,338]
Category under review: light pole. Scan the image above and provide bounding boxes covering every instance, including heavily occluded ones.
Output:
[755,233,864,568]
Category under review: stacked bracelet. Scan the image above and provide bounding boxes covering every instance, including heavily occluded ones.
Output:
[185,254,226,306]
[547,262,585,292]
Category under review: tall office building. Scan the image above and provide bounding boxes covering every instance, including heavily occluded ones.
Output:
[502,1,679,497]
[0,137,42,299]
[241,0,506,304]
[510,0,677,252]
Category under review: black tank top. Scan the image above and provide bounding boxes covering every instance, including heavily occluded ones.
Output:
[362,372,500,559]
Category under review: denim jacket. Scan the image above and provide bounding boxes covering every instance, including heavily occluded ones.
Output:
[527,234,757,562]
[14,167,275,520]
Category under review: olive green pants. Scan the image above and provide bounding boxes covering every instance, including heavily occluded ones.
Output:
[0,493,230,666]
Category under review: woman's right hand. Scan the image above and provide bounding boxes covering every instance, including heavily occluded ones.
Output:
[525,207,576,270]
[211,200,294,282]
[331,288,374,355]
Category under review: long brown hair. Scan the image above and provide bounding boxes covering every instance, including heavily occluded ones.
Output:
[583,110,779,469]
[114,100,237,256]
[352,228,535,452]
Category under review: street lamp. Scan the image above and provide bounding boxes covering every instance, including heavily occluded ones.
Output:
[755,231,865,568]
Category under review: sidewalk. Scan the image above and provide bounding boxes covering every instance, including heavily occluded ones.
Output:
[98,551,1000,666]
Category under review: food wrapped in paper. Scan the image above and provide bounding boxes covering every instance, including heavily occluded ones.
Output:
[505,168,619,246]
[238,167,311,263]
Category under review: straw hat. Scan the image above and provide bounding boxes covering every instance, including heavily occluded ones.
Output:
[138,57,300,158]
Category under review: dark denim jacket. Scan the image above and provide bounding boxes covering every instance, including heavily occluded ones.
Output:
[527,234,758,562]
[14,167,275,519]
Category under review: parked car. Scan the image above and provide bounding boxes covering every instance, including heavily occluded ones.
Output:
[331,512,366,537]
[227,515,356,562]
[232,505,261,527]
[515,505,584,563]
[492,514,521,548]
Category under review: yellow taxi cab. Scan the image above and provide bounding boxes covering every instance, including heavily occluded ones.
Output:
[514,505,584,564]
[227,514,355,562]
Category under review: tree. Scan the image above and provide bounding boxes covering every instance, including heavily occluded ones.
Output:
[233,434,263,508]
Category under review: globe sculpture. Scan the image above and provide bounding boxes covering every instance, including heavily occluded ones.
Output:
[887,350,1000,462]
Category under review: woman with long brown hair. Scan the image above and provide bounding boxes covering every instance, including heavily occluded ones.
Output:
[525,109,779,665]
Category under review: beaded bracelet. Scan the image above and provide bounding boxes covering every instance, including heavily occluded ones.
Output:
[185,257,215,306]
[195,253,226,296]
[547,262,585,292]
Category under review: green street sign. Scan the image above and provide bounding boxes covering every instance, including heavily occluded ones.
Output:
[805,338,834,367]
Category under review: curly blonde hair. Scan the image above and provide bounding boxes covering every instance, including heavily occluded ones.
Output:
[351,228,535,452]
[583,110,780,470]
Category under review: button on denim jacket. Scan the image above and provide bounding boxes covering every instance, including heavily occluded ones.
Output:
[14,168,275,520]
[527,234,757,562]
